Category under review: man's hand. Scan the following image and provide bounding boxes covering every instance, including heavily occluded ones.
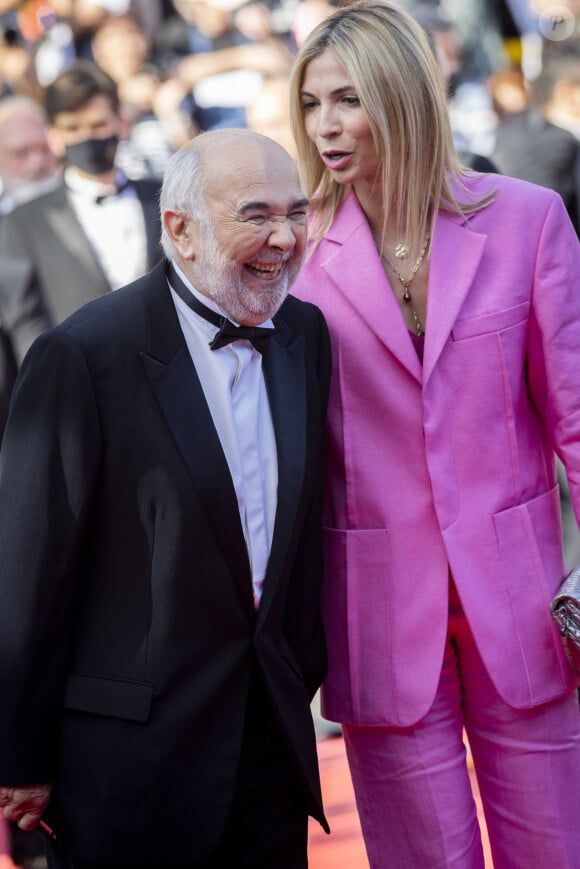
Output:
[0,784,52,830]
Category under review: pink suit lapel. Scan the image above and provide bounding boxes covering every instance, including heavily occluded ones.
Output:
[318,191,488,385]
[320,191,422,384]
[423,211,487,386]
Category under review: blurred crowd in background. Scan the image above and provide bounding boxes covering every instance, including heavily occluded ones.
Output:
[0,1,579,867]
[0,0,579,213]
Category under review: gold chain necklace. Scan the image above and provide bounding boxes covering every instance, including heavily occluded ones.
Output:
[381,233,431,337]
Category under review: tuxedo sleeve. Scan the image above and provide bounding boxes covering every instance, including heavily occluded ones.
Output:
[0,327,102,783]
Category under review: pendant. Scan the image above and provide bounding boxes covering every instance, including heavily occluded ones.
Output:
[395,243,409,259]
[403,290,412,303]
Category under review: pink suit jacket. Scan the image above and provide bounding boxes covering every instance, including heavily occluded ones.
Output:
[292,172,580,727]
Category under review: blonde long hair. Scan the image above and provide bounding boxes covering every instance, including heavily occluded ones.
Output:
[289,1,494,257]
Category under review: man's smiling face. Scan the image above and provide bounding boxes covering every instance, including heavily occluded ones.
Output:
[193,136,309,326]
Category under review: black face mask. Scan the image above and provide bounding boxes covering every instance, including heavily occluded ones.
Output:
[64,134,119,176]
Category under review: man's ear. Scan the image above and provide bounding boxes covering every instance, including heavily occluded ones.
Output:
[163,210,199,260]
[46,126,65,160]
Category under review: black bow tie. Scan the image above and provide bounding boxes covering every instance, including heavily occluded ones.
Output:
[167,263,279,353]
[94,178,131,204]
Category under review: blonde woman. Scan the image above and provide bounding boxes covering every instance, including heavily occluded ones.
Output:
[289,3,580,867]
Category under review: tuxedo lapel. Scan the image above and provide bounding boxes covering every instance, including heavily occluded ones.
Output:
[138,264,315,618]
[256,322,308,621]
[139,264,254,614]
[44,186,108,290]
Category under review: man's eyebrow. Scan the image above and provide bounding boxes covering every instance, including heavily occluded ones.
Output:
[238,198,310,215]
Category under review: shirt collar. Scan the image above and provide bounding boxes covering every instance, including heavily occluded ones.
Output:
[64,166,128,200]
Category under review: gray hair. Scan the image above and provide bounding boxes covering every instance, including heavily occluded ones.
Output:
[0,95,48,131]
[159,142,207,259]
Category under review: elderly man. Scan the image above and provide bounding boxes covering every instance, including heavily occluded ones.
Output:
[0,128,330,869]
[0,61,163,373]
[0,95,61,439]
[0,95,59,215]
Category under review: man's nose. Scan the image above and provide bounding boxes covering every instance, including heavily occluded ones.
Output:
[267,219,297,251]
[24,147,53,178]
[30,147,53,170]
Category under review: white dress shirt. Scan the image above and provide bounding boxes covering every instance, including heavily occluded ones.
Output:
[64,167,148,290]
[168,263,278,606]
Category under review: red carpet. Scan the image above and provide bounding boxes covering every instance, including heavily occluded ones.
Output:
[308,735,367,868]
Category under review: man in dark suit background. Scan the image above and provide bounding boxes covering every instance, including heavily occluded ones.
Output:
[0,95,59,216]
[490,64,580,236]
[0,127,330,869]
[0,60,163,379]
[0,94,61,442]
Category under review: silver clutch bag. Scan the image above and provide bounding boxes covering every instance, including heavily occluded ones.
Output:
[550,565,580,672]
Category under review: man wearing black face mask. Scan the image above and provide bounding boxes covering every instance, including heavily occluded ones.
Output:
[0,61,162,393]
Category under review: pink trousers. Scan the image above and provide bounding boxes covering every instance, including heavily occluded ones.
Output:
[342,584,580,868]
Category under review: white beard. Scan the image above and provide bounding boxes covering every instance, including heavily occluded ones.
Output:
[196,224,301,325]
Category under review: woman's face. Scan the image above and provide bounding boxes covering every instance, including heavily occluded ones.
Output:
[300,50,380,188]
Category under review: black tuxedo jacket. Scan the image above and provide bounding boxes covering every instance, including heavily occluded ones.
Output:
[0,260,330,867]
